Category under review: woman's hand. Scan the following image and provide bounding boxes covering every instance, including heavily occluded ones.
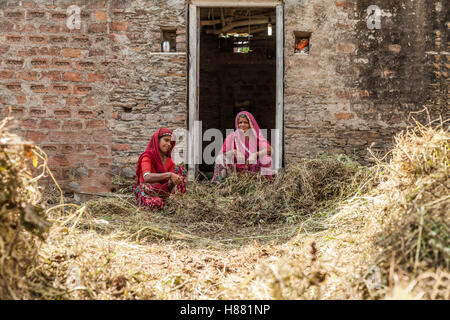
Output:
[234,149,245,164]
[246,152,257,165]
[169,172,183,185]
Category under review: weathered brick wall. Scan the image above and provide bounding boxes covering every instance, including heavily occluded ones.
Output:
[107,0,187,178]
[0,0,118,193]
[0,0,447,192]
[0,0,187,191]
[284,0,448,164]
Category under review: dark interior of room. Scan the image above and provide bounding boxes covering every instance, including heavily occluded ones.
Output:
[199,7,277,175]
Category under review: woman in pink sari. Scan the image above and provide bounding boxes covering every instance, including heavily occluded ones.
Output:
[134,128,186,210]
[212,111,273,183]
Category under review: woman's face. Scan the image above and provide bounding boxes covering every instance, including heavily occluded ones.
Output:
[238,116,250,133]
[159,135,172,154]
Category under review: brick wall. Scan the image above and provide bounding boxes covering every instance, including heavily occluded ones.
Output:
[0,0,119,193]
[0,0,188,191]
[0,0,447,192]
[107,0,187,179]
[283,0,448,164]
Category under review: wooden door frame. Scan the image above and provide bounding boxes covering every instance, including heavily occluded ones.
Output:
[188,0,284,180]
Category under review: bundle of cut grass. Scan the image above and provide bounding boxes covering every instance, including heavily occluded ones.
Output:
[366,121,449,298]
[82,155,369,242]
[111,175,135,194]
[85,196,139,217]
[0,118,51,299]
[249,118,449,300]
[164,155,368,227]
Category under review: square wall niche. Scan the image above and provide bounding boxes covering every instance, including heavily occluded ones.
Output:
[161,28,177,52]
[294,31,311,54]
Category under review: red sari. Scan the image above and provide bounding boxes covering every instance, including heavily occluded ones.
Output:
[134,128,186,210]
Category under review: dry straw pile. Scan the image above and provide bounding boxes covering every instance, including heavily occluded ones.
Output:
[29,145,368,299]
[369,119,449,298]
[167,155,367,224]
[0,117,52,299]
[1,113,447,300]
[249,118,449,300]
[85,155,369,242]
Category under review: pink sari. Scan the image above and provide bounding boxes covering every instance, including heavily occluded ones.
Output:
[212,111,273,182]
[135,128,186,210]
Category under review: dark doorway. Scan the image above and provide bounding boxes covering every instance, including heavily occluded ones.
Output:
[199,7,277,177]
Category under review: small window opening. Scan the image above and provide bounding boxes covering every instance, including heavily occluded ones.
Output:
[220,32,253,54]
[161,28,177,52]
[294,31,311,55]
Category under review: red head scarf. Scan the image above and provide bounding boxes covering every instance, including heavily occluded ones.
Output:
[135,128,175,186]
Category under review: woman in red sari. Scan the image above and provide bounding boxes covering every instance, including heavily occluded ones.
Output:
[134,128,186,210]
[212,111,274,183]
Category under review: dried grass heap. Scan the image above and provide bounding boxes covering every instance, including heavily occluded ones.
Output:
[0,118,51,299]
[250,119,449,300]
[30,154,367,300]
[2,114,447,300]
[166,155,365,225]
[85,155,368,240]
[369,120,449,298]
